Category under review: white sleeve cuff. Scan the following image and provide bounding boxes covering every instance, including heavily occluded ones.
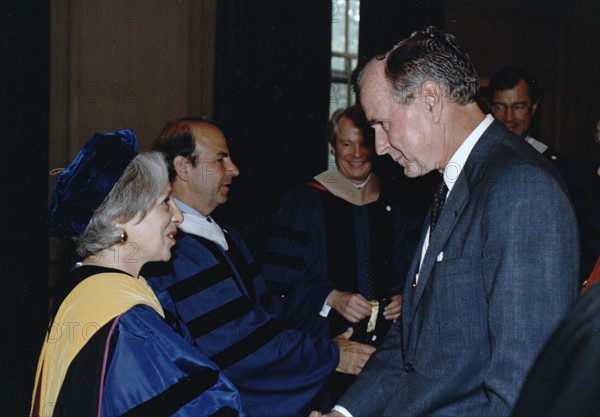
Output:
[319,299,332,317]
[333,405,353,417]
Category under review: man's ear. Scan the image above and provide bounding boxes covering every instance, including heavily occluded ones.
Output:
[530,99,539,117]
[422,81,443,123]
[173,155,191,181]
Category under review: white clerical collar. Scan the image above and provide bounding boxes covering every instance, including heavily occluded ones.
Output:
[353,175,371,189]
[442,114,494,194]
[525,136,548,154]
[174,198,228,250]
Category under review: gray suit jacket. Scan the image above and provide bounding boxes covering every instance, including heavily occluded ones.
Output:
[338,120,579,417]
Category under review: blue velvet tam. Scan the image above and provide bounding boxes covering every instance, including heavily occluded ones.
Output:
[48,129,138,238]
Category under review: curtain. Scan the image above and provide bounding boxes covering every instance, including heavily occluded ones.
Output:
[213,0,331,252]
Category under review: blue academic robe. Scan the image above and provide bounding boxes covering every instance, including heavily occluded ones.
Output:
[146,228,339,417]
[34,266,244,417]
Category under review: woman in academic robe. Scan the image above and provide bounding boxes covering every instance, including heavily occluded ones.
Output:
[31,129,245,417]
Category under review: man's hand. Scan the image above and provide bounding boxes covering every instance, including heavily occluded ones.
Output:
[335,328,376,374]
[309,411,345,417]
[383,294,402,321]
[327,289,372,323]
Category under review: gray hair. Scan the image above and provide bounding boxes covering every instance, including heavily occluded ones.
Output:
[358,26,479,105]
[75,152,170,258]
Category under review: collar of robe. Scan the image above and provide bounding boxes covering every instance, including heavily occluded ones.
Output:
[313,168,381,206]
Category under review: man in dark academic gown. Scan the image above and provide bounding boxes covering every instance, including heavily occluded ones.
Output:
[260,106,420,405]
[146,118,375,417]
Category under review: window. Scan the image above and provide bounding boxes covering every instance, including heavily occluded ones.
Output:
[330,0,360,116]
[329,0,360,166]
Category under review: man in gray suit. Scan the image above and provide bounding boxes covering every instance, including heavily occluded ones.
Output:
[313,26,579,417]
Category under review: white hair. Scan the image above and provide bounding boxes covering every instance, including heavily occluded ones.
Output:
[75,152,169,258]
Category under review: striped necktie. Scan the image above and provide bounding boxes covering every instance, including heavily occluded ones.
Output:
[430,179,448,233]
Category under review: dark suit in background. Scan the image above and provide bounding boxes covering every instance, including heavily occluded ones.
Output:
[511,275,600,417]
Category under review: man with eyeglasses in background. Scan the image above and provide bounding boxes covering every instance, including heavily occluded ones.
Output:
[486,66,579,187]
[486,66,587,279]
[486,66,542,142]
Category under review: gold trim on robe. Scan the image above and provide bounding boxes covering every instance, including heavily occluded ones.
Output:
[30,273,164,417]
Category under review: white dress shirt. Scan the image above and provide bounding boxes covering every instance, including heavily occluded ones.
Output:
[415,114,494,283]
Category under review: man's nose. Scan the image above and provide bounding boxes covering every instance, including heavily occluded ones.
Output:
[504,107,516,121]
[374,129,389,155]
[226,159,240,177]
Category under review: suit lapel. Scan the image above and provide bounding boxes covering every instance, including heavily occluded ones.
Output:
[402,217,428,344]
[403,121,506,332]
[410,176,470,316]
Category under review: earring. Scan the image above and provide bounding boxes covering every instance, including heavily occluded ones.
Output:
[118,231,128,245]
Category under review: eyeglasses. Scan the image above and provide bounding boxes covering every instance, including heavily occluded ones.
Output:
[490,102,531,116]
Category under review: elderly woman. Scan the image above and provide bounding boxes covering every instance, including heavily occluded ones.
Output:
[31,130,244,417]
